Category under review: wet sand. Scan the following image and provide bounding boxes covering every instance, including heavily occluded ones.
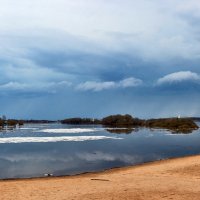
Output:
[1,155,200,200]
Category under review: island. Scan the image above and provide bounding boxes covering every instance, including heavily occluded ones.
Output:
[61,114,199,133]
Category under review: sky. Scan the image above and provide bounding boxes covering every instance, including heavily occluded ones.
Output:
[0,0,200,119]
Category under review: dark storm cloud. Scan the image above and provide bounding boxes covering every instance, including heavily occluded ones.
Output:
[0,0,200,118]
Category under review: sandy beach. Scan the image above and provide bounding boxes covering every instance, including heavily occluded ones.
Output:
[1,155,200,200]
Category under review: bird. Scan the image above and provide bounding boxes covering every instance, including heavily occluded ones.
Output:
[44,173,53,177]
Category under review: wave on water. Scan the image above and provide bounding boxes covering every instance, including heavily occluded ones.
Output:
[0,136,122,144]
[40,128,102,134]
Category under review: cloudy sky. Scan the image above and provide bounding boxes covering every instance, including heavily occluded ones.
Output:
[0,0,200,119]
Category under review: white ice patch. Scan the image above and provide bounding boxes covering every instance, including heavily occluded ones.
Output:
[19,128,38,130]
[40,128,134,134]
[40,128,101,134]
[0,136,122,144]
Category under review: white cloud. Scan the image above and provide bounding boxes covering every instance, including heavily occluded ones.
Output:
[76,81,116,91]
[157,71,200,85]
[77,77,142,91]
[0,82,28,90]
[0,81,72,93]
[0,77,142,93]
[119,77,143,87]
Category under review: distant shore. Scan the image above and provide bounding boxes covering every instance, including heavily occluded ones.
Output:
[1,114,199,133]
[1,155,200,200]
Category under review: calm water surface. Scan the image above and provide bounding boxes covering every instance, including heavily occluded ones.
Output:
[0,122,200,179]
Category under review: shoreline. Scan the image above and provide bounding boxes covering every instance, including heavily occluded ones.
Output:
[1,154,199,182]
[1,154,200,199]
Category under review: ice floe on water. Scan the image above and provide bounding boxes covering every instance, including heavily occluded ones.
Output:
[40,128,102,133]
[39,128,134,134]
[0,136,122,144]
[19,128,39,130]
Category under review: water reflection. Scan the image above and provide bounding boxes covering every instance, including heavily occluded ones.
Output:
[106,128,136,134]
[171,129,194,134]
[0,126,16,132]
